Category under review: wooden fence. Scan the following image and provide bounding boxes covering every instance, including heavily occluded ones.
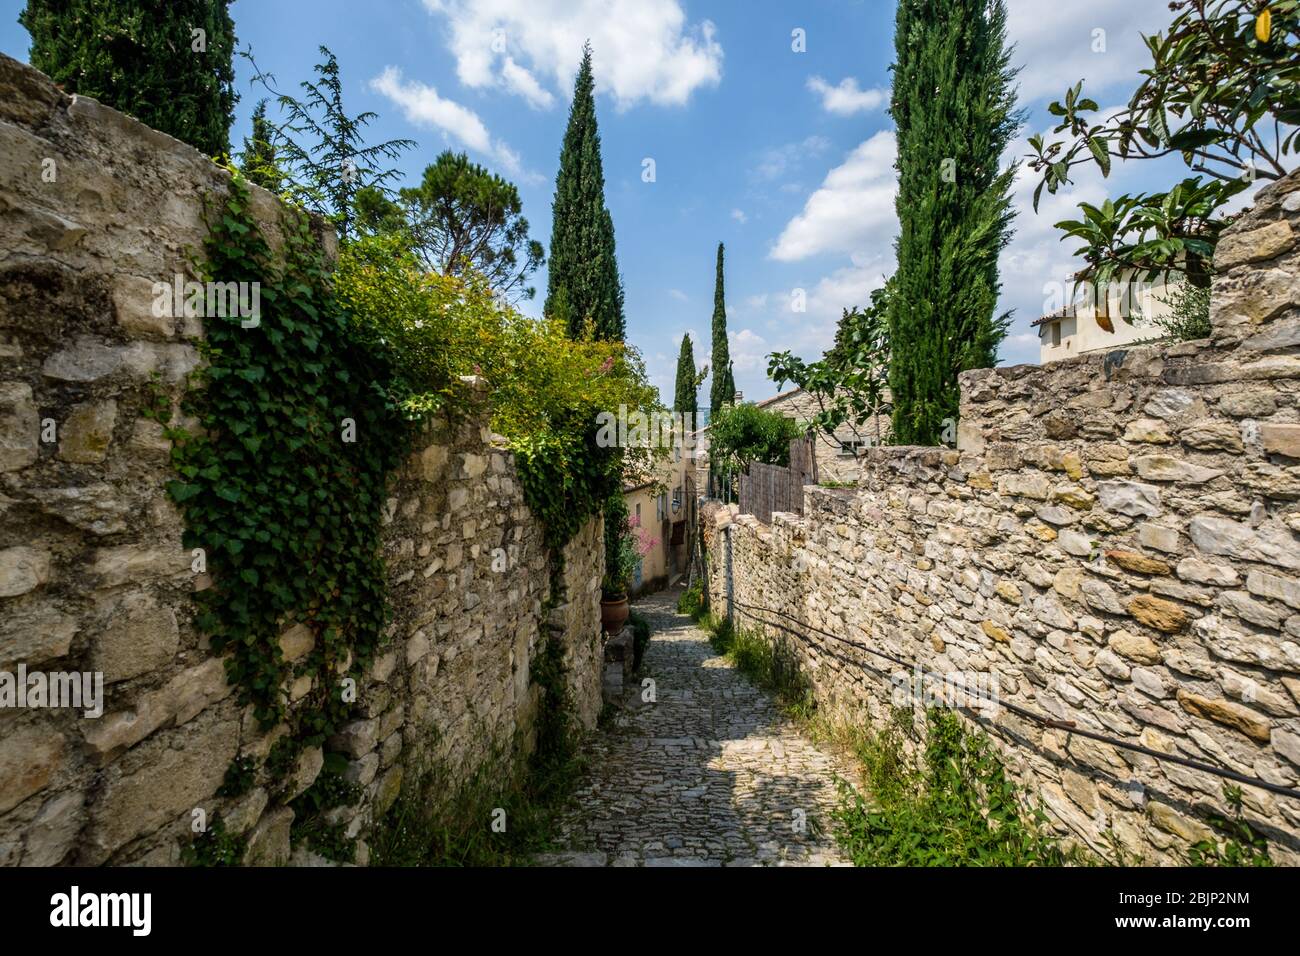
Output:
[738,436,818,523]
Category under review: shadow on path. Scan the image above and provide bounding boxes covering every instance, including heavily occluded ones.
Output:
[536,588,852,867]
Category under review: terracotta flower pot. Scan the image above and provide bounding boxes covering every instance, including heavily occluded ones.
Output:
[600,594,630,634]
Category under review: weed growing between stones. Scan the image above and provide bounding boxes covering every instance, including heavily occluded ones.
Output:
[180,815,246,867]
[696,614,815,721]
[831,707,1082,866]
[289,755,363,863]
[368,636,585,866]
[1186,785,1272,867]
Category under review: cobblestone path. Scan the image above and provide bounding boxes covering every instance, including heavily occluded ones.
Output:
[536,588,853,866]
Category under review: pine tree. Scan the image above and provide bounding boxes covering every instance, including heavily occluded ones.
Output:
[239,100,282,193]
[249,47,414,242]
[545,43,624,341]
[21,0,238,157]
[673,334,698,420]
[888,0,1021,445]
[708,242,733,419]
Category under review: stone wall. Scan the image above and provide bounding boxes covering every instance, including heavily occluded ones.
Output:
[704,169,1300,864]
[0,53,602,866]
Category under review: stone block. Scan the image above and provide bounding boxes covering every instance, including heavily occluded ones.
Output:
[30,483,133,535]
[0,605,76,668]
[244,806,294,866]
[20,791,85,866]
[1097,480,1161,517]
[1214,220,1294,270]
[87,716,238,861]
[0,727,64,814]
[278,623,314,663]
[0,381,38,472]
[1188,516,1300,571]
[92,591,179,683]
[1176,690,1270,743]
[57,399,117,463]
[1262,424,1300,460]
[0,546,51,597]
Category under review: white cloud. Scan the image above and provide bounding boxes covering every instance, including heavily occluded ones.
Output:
[729,328,768,373]
[369,67,532,180]
[1006,0,1175,107]
[731,208,747,224]
[500,56,555,109]
[807,76,887,115]
[423,0,723,110]
[668,288,689,302]
[769,131,898,262]
[753,135,830,182]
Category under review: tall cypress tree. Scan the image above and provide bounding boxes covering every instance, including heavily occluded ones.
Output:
[707,243,738,418]
[21,0,237,158]
[708,242,733,419]
[546,43,623,341]
[673,333,698,420]
[888,0,1021,445]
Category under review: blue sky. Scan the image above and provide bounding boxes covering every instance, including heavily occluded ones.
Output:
[1,0,1262,405]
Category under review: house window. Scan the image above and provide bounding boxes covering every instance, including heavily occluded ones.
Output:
[839,440,864,458]
[656,493,666,521]
[1051,322,1061,347]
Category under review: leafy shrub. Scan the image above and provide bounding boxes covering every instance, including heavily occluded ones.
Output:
[677,582,704,619]
[602,493,636,596]
[709,402,803,469]
[168,175,409,734]
[335,235,662,553]
[833,708,1075,866]
[1151,281,1212,343]
[708,402,802,497]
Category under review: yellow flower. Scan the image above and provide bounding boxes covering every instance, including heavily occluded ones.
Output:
[1256,7,1272,43]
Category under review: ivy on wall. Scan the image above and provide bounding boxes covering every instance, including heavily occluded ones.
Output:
[163,172,409,745]
[159,172,654,868]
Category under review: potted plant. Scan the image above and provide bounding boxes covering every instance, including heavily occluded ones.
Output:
[601,494,637,633]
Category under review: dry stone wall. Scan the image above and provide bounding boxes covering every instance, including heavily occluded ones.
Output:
[704,169,1300,864]
[0,53,602,867]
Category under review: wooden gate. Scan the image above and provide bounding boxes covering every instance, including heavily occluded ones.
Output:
[738,436,818,523]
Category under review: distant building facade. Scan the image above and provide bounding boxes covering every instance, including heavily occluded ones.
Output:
[1035,275,1178,363]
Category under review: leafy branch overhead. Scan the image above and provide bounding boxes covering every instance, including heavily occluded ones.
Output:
[769,279,894,451]
[1029,0,1298,287]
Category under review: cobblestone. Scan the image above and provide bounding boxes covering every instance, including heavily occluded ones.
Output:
[538,589,852,867]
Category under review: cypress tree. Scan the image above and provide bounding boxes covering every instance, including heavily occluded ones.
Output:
[673,333,698,420]
[21,0,237,158]
[602,208,627,340]
[239,99,282,193]
[708,242,733,419]
[888,0,1021,445]
[545,43,623,341]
